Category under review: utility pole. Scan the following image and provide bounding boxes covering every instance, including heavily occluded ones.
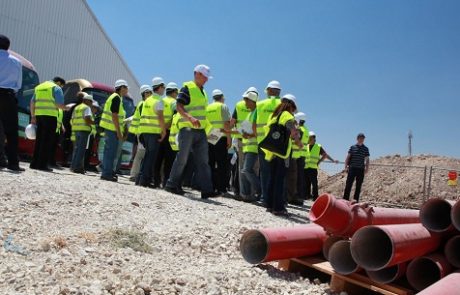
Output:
[408,130,413,156]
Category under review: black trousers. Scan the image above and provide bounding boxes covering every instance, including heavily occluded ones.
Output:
[208,137,229,192]
[343,167,365,202]
[0,90,19,167]
[154,130,176,187]
[305,168,319,200]
[31,116,57,169]
[296,157,306,199]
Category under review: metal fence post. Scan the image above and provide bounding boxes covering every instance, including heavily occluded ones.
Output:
[427,166,433,199]
[422,166,427,203]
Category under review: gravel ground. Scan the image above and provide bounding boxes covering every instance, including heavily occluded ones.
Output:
[0,163,330,295]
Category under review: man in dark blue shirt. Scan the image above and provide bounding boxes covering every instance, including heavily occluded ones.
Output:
[343,133,370,202]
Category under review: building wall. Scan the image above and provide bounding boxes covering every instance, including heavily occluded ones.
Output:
[0,0,140,101]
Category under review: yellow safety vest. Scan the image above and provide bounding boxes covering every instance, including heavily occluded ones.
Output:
[255,97,280,143]
[261,111,294,160]
[206,101,227,130]
[34,81,59,117]
[71,103,92,132]
[169,113,180,151]
[163,96,176,127]
[128,100,144,135]
[234,100,251,139]
[138,94,162,134]
[242,110,258,154]
[305,143,322,169]
[100,93,125,132]
[292,125,309,159]
[56,109,63,133]
[178,81,208,130]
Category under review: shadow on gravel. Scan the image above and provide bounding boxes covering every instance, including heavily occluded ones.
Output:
[182,193,233,208]
[255,264,300,281]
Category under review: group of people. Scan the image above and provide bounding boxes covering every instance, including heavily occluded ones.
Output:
[1,33,371,216]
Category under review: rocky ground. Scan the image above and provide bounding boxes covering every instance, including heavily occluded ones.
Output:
[0,164,331,295]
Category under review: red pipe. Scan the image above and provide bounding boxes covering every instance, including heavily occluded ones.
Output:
[451,199,460,232]
[322,235,344,260]
[309,193,420,237]
[420,198,456,232]
[239,224,327,264]
[406,253,453,291]
[444,235,460,268]
[416,272,460,295]
[328,240,361,275]
[350,223,441,271]
[366,263,407,284]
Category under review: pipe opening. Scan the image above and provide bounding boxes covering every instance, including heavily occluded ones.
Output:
[239,230,268,264]
[445,236,460,268]
[366,264,401,284]
[322,235,343,260]
[329,240,359,275]
[451,202,460,231]
[407,257,442,291]
[420,199,452,232]
[350,227,393,270]
[309,194,330,222]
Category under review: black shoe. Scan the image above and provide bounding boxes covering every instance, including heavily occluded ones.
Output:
[101,175,118,182]
[0,161,7,168]
[38,167,53,172]
[164,186,185,195]
[202,191,220,199]
[288,199,304,206]
[50,164,64,170]
[233,195,244,201]
[71,168,85,174]
[7,165,25,172]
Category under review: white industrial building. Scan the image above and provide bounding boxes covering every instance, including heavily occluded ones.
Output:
[0,0,140,99]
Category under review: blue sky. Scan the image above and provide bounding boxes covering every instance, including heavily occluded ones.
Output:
[87,0,460,160]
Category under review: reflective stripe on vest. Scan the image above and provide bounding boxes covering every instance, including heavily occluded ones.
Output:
[256,97,280,143]
[163,96,176,127]
[260,111,294,160]
[71,103,92,132]
[206,101,226,130]
[234,100,251,139]
[56,109,64,132]
[100,93,125,131]
[305,143,322,169]
[128,100,144,135]
[242,110,258,154]
[34,81,58,117]
[178,81,208,130]
[169,113,180,151]
[138,94,162,134]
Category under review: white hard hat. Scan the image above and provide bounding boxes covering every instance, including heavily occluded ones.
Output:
[282,93,296,103]
[92,101,100,109]
[139,84,152,95]
[266,80,281,90]
[243,91,258,102]
[83,94,94,102]
[166,82,179,90]
[294,112,306,123]
[114,79,128,88]
[212,89,223,97]
[194,64,213,79]
[245,86,259,95]
[309,131,316,137]
[152,77,165,87]
[25,124,37,140]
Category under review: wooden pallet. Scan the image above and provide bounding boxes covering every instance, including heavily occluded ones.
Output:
[278,256,414,295]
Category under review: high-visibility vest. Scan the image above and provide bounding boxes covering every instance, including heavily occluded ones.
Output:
[292,125,309,159]
[178,81,208,130]
[255,97,280,143]
[206,101,227,131]
[138,94,162,134]
[100,93,125,132]
[305,143,322,169]
[71,103,92,132]
[242,110,258,154]
[261,111,294,160]
[163,96,176,127]
[128,100,144,135]
[56,109,64,133]
[169,113,180,151]
[234,100,251,139]
[34,81,59,117]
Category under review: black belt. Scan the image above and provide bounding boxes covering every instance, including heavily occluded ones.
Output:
[0,88,15,95]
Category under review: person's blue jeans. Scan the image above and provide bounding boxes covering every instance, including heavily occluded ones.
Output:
[241,152,260,197]
[166,128,213,193]
[101,130,120,178]
[258,148,271,204]
[71,131,90,171]
[267,157,288,212]
[137,133,161,186]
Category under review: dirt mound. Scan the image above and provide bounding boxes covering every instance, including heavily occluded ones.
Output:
[318,154,460,208]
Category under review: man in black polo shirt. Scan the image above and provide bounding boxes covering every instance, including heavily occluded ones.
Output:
[343,133,370,202]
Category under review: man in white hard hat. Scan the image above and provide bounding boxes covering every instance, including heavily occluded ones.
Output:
[137,77,166,187]
[305,131,338,201]
[129,85,152,182]
[165,64,218,199]
[206,89,232,195]
[153,82,179,188]
[100,79,129,181]
[255,81,281,207]
[70,93,95,174]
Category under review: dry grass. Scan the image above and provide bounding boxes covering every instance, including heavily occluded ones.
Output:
[53,236,68,249]
[107,228,153,254]
[78,231,98,244]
